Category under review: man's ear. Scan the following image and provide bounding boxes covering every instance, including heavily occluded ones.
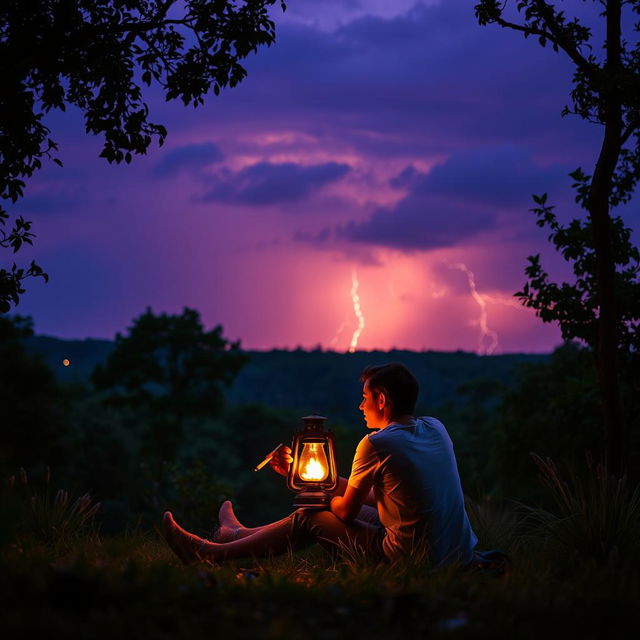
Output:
[377,392,387,410]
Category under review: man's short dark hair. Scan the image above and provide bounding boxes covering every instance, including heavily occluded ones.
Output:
[360,363,419,417]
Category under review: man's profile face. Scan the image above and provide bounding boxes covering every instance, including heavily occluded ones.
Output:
[359,379,383,430]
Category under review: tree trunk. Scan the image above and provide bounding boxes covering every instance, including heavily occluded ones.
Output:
[587,0,628,478]
[589,179,627,478]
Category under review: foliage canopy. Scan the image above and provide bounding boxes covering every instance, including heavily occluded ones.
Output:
[0,0,285,312]
[92,306,248,420]
[475,0,640,475]
[517,195,640,353]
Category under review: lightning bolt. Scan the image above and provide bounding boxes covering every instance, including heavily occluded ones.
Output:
[329,319,350,349]
[449,263,498,355]
[483,294,522,309]
[348,269,365,353]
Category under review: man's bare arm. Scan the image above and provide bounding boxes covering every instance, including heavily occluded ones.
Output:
[331,476,375,506]
[330,483,371,522]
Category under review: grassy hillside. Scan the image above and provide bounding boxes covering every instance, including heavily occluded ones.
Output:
[2,465,638,640]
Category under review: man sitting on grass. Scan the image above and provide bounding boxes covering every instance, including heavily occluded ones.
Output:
[162,362,478,567]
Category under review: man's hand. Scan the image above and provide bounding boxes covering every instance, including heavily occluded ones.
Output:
[269,445,293,477]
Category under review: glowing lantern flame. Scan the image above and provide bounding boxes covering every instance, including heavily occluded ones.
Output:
[348,269,365,353]
[298,442,329,482]
[300,458,327,481]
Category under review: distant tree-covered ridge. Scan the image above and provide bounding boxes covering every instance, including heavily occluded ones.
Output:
[23,331,548,425]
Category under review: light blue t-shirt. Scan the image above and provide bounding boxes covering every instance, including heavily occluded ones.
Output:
[348,416,478,566]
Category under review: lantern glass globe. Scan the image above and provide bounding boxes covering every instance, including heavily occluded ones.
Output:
[298,442,329,482]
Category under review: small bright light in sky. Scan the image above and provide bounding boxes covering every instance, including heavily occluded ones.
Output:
[62,359,70,367]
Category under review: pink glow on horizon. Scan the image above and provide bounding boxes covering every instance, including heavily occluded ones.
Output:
[203,250,559,355]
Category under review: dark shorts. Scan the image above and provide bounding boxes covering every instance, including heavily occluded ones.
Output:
[290,504,386,562]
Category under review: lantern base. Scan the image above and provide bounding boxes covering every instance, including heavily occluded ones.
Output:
[292,491,332,510]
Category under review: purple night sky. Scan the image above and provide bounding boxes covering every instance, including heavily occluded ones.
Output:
[10,0,639,353]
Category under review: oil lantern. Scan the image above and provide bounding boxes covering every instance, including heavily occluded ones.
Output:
[286,414,338,509]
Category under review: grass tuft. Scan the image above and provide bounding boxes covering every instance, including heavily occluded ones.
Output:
[4,467,101,553]
[524,453,640,564]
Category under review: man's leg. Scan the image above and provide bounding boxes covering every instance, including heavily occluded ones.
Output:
[290,508,385,560]
[163,510,303,564]
[215,501,382,542]
[163,508,384,565]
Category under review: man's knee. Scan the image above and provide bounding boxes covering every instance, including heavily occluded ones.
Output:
[292,508,356,551]
[291,507,331,529]
[291,508,339,541]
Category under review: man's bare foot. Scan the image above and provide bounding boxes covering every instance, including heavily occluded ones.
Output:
[218,500,243,528]
[214,501,246,541]
[162,512,213,565]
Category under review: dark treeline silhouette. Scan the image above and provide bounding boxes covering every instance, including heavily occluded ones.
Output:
[2,309,638,536]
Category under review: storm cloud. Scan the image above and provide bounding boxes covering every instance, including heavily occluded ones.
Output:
[153,142,224,177]
[12,188,86,215]
[415,145,570,207]
[337,198,496,250]
[302,145,568,252]
[200,161,350,206]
